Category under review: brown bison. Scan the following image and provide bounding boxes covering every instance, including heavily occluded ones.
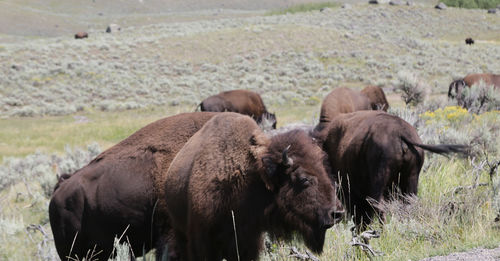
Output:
[315,111,467,229]
[315,86,389,132]
[49,112,217,260]
[465,37,474,45]
[74,32,88,39]
[199,89,277,129]
[448,73,500,106]
[164,113,344,260]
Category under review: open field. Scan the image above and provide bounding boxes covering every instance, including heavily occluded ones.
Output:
[1,1,500,260]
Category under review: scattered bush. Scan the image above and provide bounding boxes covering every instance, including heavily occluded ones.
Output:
[395,71,429,107]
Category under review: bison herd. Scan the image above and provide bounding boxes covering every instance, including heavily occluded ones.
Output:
[50,86,471,260]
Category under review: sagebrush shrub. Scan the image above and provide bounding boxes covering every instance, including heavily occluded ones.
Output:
[461,81,500,114]
[396,71,429,106]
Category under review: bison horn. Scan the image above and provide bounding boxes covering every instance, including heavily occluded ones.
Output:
[282,145,293,167]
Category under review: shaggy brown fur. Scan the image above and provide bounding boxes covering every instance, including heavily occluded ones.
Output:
[315,86,389,132]
[49,112,217,261]
[164,112,343,261]
[74,32,88,39]
[315,111,468,229]
[199,89,277,129]
[448,73,500,106]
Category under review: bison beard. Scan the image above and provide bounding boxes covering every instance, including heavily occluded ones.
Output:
[164,113,343,260]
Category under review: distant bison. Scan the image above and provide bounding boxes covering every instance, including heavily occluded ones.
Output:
[74,32,88,39]
[199,90,277,129]
[164,113,344,260]
[315,86,389,132]
[315,111,467,229]
[448,73,500,106]
[465,37,474,45]
[49,112,217,260]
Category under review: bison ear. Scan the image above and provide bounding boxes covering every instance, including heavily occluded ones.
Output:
[261,156,277,191]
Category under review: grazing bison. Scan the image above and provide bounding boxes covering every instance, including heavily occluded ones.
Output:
[49,112,217,261]
[315,86,389,132]
[74,32,88,39]
[315,111,467,229]
[199,89,277,129]
[448,73,500,106]
[164,113,344,260]
[465,37,474,45]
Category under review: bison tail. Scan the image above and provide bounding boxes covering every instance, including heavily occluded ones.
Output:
[401,136,469,156]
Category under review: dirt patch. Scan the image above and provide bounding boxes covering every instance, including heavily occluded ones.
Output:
[420,246,500,261]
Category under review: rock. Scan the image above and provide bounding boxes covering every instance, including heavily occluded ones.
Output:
[406,1,414,5]
[487,8,496,14]
[342,3,351,8]
[320,7,330,12]
[389,0,403,5]
[106,24,121,33]
[435,2,447,10]
[368,0,379,4]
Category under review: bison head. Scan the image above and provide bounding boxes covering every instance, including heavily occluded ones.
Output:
[260,130,343,253]
[448,79,466,106]
[361,85,389,111]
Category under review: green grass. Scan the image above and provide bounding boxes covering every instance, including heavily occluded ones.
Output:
[0,106,192,162]
[442,0,500,9]
[266,2,340,15]
[0,104,319,162]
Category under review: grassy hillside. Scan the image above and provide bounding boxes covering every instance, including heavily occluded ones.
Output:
[0,1,499,260]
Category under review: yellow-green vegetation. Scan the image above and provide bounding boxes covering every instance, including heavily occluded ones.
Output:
[442,0,500,9]
[421,106,470,127]
[0,106,194,162]
[0,104,316,162]
[266,2,340,15]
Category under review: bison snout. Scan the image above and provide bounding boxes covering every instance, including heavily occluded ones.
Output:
[331,208,345,224]
[322,208,345,229]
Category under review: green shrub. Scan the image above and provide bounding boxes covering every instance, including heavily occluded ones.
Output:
[441,0,500,9]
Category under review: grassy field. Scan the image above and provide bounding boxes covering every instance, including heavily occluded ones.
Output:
[0,1,500,260]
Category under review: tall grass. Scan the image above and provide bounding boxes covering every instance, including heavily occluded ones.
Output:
[442,0,500,9]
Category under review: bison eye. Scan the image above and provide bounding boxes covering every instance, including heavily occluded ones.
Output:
[298,177,311,187]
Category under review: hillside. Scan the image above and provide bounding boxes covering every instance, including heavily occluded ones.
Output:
[0,1,499,260]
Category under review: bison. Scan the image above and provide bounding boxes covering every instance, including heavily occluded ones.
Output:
[164,112,344,260]
[74,32,88,39]
[448,73,500,106]
[49,112,218,260]
[314,111,467,229]
[199,89,277,129]
[465,37,474,45]
[315,86,389,132]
